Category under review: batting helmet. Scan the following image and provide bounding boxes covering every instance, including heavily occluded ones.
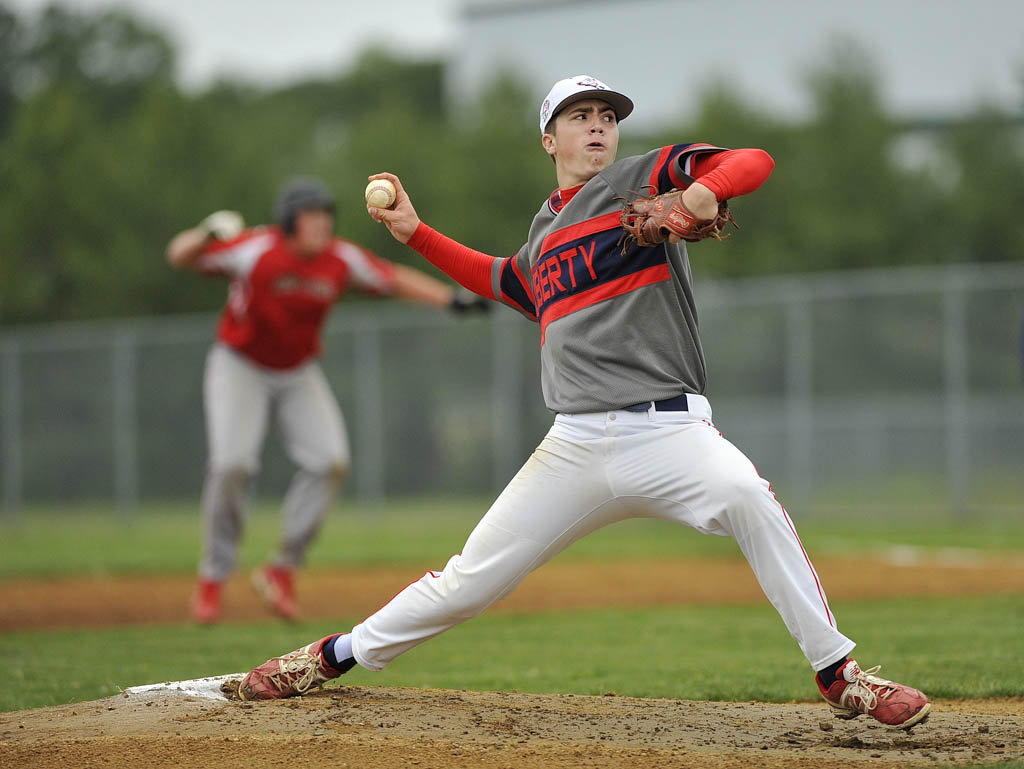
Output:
[274,176,336,234]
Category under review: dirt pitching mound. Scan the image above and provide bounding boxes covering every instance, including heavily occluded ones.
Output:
[2,684,1021,769]
[3,554,1022,767]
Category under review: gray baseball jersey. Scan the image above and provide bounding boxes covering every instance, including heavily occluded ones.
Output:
[492,143,723,413]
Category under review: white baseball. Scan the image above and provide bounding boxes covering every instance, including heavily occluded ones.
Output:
[365,179,397,209]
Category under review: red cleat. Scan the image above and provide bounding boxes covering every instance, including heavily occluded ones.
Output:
[816,659,931,729]
[252,564,300,620]
[191,579,222,625]
[238,635,345,700]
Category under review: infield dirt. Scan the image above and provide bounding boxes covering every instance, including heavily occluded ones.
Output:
[2,683,1022,768]
[2,555,1023,768]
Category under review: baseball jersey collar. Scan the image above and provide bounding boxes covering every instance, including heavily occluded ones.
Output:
[548,184,585,215]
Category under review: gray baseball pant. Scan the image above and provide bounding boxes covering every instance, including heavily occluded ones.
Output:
[198,344,350,581]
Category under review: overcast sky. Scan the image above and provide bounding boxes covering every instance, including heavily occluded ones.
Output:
[7,0,461,89]
[7,0,1023,123]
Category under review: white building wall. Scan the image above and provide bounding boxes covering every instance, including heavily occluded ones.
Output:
[446,0,1024,129]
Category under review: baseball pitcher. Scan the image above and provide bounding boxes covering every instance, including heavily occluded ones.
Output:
[237,79,931,729]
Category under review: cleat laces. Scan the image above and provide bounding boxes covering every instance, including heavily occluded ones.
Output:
[839,665,897,714]
[266,650,324,695]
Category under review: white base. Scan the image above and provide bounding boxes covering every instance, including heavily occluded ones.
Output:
[123,673,244,701]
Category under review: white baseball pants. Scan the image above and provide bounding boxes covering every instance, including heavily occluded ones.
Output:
[198,344,350,580]
[352,395,855,672]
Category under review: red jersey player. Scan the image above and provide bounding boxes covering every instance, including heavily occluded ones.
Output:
[166,176,483,624]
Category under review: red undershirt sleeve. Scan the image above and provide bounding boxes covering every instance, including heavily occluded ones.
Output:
[690,148,775,201]
[407,222,499,299]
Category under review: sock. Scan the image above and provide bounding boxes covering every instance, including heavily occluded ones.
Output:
[321,633,356,673]
[816,657,849,688]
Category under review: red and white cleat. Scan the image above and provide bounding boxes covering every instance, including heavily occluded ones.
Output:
[237,635,346,701]
[252,564,300,621]
[817,659,931,729]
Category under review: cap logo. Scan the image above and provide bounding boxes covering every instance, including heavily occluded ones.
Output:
[540,75,630,133]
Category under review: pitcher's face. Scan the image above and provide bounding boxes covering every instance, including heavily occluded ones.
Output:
[542,99,620,187]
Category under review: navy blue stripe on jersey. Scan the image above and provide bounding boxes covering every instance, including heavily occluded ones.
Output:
[533,214,667,323]
[499,256,537,319]
[651,143,696,193]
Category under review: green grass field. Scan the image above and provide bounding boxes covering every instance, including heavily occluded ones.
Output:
[1,498,1022,714]
[3,496,1023,578]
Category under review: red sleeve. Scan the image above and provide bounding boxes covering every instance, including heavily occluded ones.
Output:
[195,228,268,277]
[407,223,498,299]
[690,149,774,200]
[334,238,397,296]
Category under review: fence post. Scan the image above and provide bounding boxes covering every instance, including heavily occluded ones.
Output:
[2,339,22,524]
[112,328,139,518]
[943,269,970,515]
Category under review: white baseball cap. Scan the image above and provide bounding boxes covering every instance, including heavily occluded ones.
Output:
[539,75,634,134]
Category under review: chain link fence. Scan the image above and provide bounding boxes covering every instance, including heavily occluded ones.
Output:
[3,262,1023,521]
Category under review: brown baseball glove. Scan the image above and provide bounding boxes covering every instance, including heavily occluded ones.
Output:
[618,187,737,254]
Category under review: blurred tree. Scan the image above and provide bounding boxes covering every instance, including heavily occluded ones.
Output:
[428,70,553,255]
[0,5,189,322]
[773,40,927,271]
[1,8,1022,325]
[117,85,281,314]
[18,4,174,116]
[937,107,1024,262]
[0,82,114,320]
[0,3,23,139]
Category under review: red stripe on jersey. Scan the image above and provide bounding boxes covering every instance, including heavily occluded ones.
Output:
[539,263,670,343]
[508,254,536,310]
[648,145,675,192]
[540,211,622,255]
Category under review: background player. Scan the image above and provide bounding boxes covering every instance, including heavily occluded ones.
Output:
[166,176,485,624]
[237,79,931,728]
